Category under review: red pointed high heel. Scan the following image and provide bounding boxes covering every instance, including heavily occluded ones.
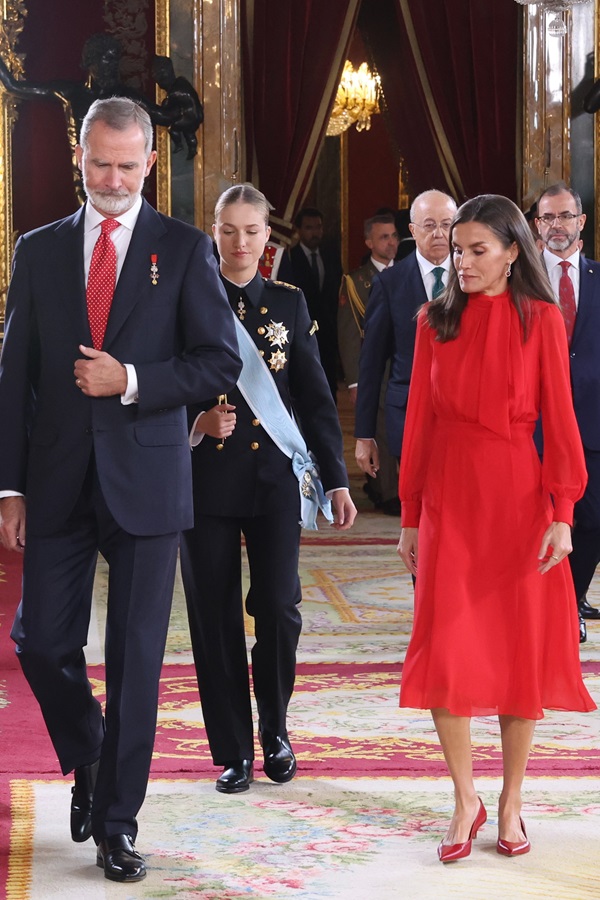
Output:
[497,817,531,856]
[437,798,487,863]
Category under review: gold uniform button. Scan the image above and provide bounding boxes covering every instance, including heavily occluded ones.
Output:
[251,442,260,450]
[260,306,268,314]
[257,326,266,335]
[252,418,260,427]
[216,443,224,451]
[260,350,265,356]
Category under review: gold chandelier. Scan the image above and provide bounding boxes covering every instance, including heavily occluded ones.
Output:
[326,61,381,138]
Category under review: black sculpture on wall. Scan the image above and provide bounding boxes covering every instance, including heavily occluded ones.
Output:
[0,33,203,201]
[152,54,203,160]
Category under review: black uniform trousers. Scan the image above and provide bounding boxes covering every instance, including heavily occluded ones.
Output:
[569,446,600,600]
[11,458,178,840]
[180,508,302,764]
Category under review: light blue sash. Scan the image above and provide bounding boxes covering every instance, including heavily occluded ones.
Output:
[233,316,333,530]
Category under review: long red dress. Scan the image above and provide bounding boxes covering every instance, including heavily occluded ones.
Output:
[399,290,596,719]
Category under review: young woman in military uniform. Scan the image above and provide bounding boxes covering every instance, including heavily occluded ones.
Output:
[180,184,356,793]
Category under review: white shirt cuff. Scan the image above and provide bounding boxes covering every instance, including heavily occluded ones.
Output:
[121,364,138,405]
[190,411,206,447]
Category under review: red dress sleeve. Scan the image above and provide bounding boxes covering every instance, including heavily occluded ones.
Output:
[399,312,436,527]
[539,303,587,524]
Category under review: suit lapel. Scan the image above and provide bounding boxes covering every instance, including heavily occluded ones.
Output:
[407,253,428,307]
[574,255,596,347]
[54,207,90,344]
[103,200,167,348]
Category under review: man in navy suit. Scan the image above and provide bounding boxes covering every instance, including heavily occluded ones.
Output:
[287,207,343,400]
[354,190,457,480]
[537,183,600,642]
[0,98,241,882]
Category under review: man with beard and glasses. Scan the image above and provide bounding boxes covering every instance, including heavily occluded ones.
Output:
[0,97,241,882]
[536,182,600,642]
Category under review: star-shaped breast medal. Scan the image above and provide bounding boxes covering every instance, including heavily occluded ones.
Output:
[269,349,287,372]
[265,320,289,349]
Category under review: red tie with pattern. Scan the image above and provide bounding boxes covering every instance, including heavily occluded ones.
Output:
[87,218,120,349]
[558,260,577,345]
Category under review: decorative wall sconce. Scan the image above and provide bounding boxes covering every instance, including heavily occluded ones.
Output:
[326,61,381,137]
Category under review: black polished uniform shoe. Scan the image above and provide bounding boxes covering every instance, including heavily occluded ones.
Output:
[579,613,588,644]
[215,760,254,793]
[260,731,297,783]
[579,595,600,620]
[96,834,146,882]
[70,759,99,843]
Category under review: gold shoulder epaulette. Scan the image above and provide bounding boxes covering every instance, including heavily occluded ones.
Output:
[267,280,300,291]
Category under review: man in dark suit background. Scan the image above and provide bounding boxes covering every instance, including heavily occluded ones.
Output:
[537,182,600,643]
[338,213,400,513]
[288,207,343,399]
[0,97,241,882]
[354,190,457,481]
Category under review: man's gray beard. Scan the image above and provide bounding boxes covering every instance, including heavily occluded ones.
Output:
[547,232,578,252]
[85,185,140,216]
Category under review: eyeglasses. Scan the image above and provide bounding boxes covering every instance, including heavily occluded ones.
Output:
[412,221,452,233]
[536,213,580,225]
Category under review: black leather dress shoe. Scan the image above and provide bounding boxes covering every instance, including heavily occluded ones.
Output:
[579,613,588,644]
[96,834,146,882]
[70,759,99,843]
[579,595,600,620]
[215,760,254,793]
[260,732,297,783]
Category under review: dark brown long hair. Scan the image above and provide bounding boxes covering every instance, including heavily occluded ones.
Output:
[427,194,556,342]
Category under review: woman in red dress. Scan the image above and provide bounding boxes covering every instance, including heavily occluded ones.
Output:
[398,195,596,863]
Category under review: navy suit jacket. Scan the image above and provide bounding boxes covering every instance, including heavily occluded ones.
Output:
[570,255,600,451]
[0,199,242,536]
[354,251,426,458]
[288,243,342,334]
[188,273,348,518]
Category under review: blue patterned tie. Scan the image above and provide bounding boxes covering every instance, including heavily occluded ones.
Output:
[432,266,445,299]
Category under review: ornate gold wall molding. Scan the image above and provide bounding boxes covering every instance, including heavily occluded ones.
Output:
[192,0,242,231]
[155,0,171,215]
[0,0,26,337]
[522,6,572,212]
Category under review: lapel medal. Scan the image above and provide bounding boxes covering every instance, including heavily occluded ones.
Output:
[150,254,159,285]
[265,320,289,349]
[237,296,247,321]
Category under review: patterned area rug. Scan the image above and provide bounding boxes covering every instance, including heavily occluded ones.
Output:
[2,477,600,898]
[7,778,600,899]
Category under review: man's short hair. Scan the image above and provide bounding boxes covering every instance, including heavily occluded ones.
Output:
[80,97,154,157]
[537,182,583,215]
[364,214,396,240]
[294,207,323,228]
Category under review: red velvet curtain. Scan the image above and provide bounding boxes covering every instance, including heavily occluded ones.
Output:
[359,0,519,202]
[243,0,360,239]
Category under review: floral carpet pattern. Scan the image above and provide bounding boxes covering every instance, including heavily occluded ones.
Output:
[2,468,600,897]
[8,778,600,899]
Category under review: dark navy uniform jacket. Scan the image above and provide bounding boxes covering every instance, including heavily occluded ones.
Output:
[189,272,348,518]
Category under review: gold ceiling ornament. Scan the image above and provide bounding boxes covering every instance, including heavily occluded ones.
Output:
[514,0,593,36]
[326,60,381,138]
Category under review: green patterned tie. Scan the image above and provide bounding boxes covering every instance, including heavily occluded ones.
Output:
[432,266,445,299]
